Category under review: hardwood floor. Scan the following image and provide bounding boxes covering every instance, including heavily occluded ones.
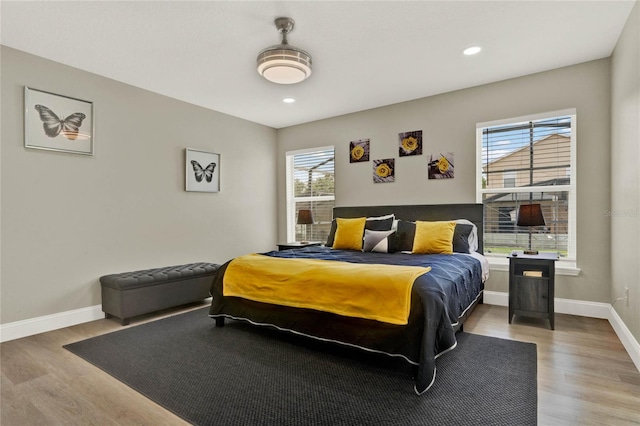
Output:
[464,305,640,426]
[2,302,639,425]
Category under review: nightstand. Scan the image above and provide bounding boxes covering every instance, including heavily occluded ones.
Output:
[277,241,323,251]
[508,252,558,329]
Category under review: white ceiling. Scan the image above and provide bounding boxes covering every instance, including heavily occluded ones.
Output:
[1,1,635,129]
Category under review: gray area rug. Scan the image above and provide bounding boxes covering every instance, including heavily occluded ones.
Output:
[65,308,537,426]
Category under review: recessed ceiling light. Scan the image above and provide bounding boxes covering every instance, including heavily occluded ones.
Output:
[283,98,296,103]
[463,46,482,56]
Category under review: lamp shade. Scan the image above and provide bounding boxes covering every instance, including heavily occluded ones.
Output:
[296,209,314,225]
[517,204,545,227]
[257,47,312,84]
[257,17,312,85]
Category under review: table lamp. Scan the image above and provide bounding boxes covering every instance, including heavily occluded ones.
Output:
[296,209,314,243]
[517,204,545,255]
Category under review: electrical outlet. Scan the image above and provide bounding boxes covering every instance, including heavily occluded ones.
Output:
[625,287,629,307]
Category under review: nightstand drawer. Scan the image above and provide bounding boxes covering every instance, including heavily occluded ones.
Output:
[513,277,550,313]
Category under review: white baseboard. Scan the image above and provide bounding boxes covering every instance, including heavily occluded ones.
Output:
[484,290,639,371]
[483,290,610,318]
[0,304,104,343]
[608,307,640,372]
[0,298,214,343]
[483,291,509,307]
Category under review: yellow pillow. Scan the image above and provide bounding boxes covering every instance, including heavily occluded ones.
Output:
[412,221,456,254]
[332,217,367,250]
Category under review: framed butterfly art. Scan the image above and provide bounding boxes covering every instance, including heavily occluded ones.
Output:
[185,148,220,193]
[24,87,94,155]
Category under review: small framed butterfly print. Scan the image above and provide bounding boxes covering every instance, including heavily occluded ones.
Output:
[185,148,220,193]
[24,86,94,155]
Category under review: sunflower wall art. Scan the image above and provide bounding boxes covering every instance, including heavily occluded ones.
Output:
[373,158,395,183]
[428,152,454,179]
[349,139,370,163]
[399,130,422,157]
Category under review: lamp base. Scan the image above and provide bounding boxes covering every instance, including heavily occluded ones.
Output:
[523,250,539,255]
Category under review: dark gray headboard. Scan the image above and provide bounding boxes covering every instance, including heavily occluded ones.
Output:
[333,203,483,253]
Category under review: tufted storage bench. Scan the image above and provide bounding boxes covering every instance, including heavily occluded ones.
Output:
[100,262,219,325]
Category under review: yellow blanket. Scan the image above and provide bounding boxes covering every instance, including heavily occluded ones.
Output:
[223,254,431,325]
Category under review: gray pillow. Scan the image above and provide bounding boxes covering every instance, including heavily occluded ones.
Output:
[363,230,396,253]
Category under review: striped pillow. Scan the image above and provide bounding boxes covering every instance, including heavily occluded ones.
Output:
[363,229,396,253]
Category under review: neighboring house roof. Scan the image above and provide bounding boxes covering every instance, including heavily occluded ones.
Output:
[482,133,570,171]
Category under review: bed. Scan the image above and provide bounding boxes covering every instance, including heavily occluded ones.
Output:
[209,203,488,394]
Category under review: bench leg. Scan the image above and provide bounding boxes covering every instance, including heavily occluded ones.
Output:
[105,313,112,319]
[215,317,225,327]
[121,318,130,326]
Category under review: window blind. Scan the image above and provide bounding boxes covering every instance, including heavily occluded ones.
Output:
[286,147,335,243]
[478,113,575,259]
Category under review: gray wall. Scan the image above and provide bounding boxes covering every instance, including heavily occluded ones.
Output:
[1,46,278,324]
[277,59,612,305]
[611,1,639,341]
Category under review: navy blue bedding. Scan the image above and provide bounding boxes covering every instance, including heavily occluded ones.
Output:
[209,246,484,394]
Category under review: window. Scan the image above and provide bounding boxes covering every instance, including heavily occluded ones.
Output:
[477,110,576,263]
[503,171,516,188]
[286,146,335,243]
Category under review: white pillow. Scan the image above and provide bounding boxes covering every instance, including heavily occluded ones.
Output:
[366,214,395,221]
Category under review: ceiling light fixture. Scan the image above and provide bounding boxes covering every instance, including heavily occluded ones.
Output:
[283,98,296,103]
[463,46,482,56]
[257,17,312,85]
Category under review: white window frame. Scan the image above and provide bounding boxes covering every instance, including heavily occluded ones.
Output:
[285,146,335,242]
[476,109,579,275]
